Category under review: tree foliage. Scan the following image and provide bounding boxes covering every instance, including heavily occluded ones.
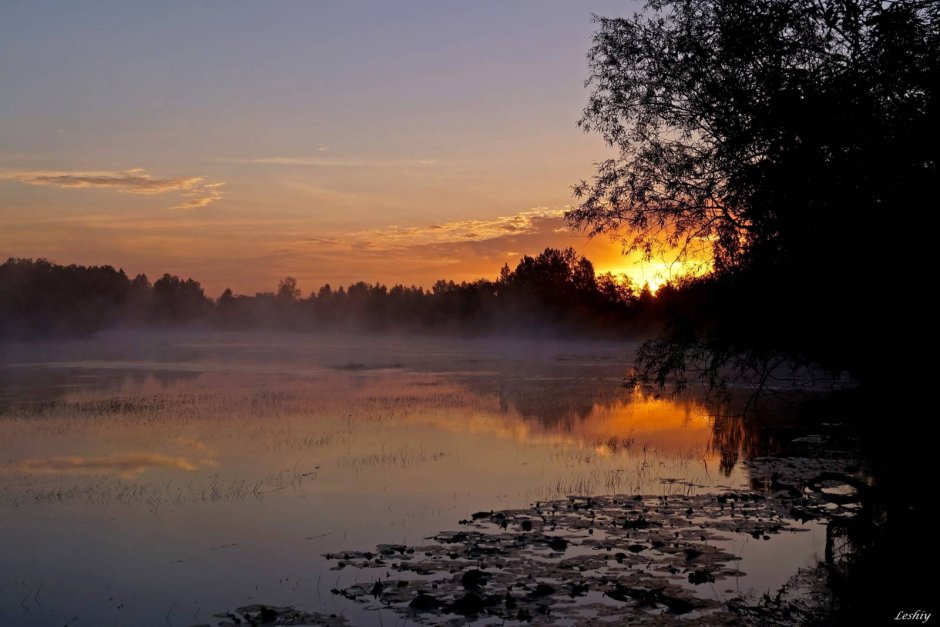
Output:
[570,0,937,271]
[568,0,938,384]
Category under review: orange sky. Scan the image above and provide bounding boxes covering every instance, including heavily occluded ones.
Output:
[0,195,703,296]
[0,1,711,297]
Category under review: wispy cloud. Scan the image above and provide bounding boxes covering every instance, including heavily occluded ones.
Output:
[175,181,225,209]
[204,208,590,290]
[3,167,225,209]
[352,207,568,248]
[232,156,438,168]
[11,168,200,193]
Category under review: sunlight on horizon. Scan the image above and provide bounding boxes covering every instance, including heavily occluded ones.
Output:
[597,258,710,293]
[593,240,714,294]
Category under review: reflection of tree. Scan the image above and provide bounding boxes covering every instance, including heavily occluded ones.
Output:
[706,414,777,476]
[0,367,201,415]
[704,393,828,475]
[463,372,785,474]
[491,379,606,429]
[456,367,615,430]
[708,416,746,475]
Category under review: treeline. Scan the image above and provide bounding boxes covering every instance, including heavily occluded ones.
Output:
[0,249,679,338]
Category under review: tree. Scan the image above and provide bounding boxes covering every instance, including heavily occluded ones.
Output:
[569,0,938,384]
[152,273,210,322]
[0,258,133,335]
[570,0,937,271]
[568,10,937,614]
[502,248,598,298]
[276,277,301,304]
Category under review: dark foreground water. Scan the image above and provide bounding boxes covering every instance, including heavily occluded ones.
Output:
[0,331,860,626]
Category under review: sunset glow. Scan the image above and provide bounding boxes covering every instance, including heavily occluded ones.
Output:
[597,255,713,293]
[0,1,648,295]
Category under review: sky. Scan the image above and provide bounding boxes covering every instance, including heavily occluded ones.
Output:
[0,0,702,297]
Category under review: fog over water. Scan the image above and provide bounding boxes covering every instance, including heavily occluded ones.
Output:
[0,332,825,626]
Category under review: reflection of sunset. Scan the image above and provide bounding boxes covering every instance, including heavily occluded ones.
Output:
[409,387,717,458]
[577,389,713,450]
[0,356,761,513]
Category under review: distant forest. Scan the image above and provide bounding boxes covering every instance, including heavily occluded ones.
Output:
[0,249,687,338]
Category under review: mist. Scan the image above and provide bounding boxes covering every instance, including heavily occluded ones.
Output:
[0,249,667,341]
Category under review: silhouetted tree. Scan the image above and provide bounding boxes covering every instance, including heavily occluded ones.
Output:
[152,273,210,323]
[0,252,649,338]
[571,8,937,614]
[569,0,938,384]
[123,273,153,323]
[596,272,636,307]
[277,277,301,304]
[0,258,132,336]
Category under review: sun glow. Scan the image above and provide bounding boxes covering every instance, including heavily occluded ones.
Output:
[597,257,711,294]
[583,232,713,295]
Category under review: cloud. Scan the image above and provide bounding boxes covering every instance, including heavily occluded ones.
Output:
[175,181,225,209]
[12,168,201,193]
[224,208,592,289]
[351,207,568,248]
[4,167,225,209]
[304,236,341,246]
[279,207,703,290]
[233,156,437,168]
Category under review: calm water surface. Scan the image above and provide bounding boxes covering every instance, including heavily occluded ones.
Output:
[0,332,825,626]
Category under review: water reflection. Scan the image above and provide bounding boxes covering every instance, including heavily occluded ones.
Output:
[18,452,204,478]
[414,385,712,450]
[0,359,781,488]
[459,374,782,478]
[15,438,216,479]
[0,365,201,413]
[0,367,768,510]
[0,333,833,627]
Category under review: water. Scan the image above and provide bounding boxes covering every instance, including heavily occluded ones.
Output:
[0,331,830,626]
